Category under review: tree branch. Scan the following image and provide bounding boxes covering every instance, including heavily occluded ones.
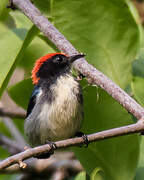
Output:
[0,119,144,170]
[0,108,25,119]
[11,0,144,120]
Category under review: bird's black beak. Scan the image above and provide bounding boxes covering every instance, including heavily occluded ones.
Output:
[69,53,85,64]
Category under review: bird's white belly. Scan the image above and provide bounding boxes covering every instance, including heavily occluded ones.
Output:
[38,75,83,143]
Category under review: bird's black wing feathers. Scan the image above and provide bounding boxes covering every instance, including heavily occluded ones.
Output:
[26,86,41,117]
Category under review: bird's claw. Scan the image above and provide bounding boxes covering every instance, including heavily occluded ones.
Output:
[46,140,57,155]
[34,141,57,159]
[75,131,89,147]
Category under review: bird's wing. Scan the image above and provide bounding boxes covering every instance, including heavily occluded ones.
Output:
[26,86,41,117]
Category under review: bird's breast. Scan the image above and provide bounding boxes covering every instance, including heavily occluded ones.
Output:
[38,75,83,143]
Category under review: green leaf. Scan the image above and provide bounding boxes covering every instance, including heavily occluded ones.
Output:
[0,24,38,97]
[8,79,33,110]
[0,26,27,96]
[73,85,139,180]
[0,0,9,21]
[131,77,144,106]
[53,0,140,89]
[10,11,32,29]
[75,171,86,180]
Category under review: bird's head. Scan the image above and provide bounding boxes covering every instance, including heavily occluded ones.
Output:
[31,53,85,84]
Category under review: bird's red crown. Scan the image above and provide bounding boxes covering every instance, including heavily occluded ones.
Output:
[31,53,66,84]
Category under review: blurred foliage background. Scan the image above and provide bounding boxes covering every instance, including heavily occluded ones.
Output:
[0,0,144,179]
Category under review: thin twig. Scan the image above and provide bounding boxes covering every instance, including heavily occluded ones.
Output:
[0,119,144,170]
[0,156,82,175]
[11,0,144,120]
[0,133,23,154]
[2,117,27,147]
[0,108,25,119]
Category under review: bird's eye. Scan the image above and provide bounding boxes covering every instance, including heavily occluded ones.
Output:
[54,56,63,63]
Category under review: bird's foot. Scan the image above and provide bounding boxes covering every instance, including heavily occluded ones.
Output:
[46,140,57,154]
[7,0,17,10]
[75,131,89,147]
[35,141,57,159]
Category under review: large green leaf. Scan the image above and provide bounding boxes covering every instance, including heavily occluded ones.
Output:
[0,25,28,96]
[0,23,39,97]
[73,85,139,180]
[10,11,32,29]
[53,0,140,89]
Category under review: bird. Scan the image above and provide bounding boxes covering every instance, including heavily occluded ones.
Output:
[24,53,87,155]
